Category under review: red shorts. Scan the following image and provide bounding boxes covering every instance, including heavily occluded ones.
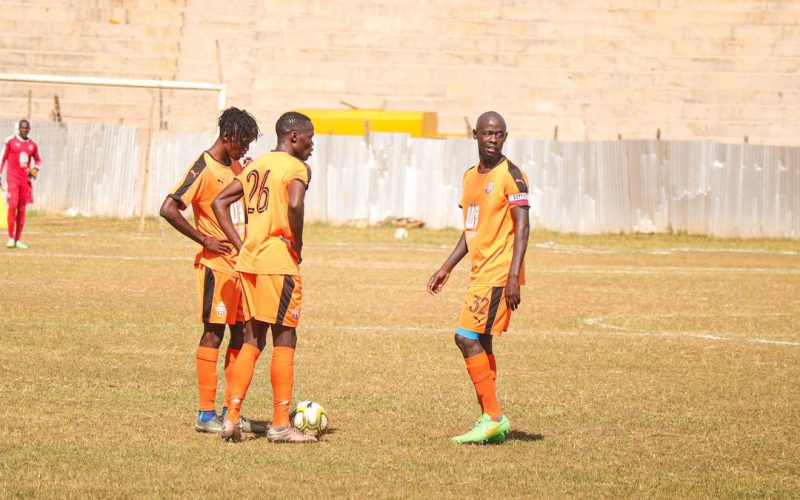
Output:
[6,180,33,207]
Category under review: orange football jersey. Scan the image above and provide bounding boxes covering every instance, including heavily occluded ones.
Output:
[234,151,310,275]
[459,158,530,286]
[169,152,246,275]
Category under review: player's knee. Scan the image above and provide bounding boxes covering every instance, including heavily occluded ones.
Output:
[453,331,480,355]
[199,326,225,347]
[272,327,297,348]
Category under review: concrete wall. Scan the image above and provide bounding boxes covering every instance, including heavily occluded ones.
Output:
[1,0,799,145]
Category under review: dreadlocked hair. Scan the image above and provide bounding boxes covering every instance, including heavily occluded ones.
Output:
[275,111,312,138]
[218,107,259,143]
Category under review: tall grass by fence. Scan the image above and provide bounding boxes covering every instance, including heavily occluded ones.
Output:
[4,119,798,238]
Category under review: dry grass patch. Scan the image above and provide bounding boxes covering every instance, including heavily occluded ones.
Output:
[0,215,798,497]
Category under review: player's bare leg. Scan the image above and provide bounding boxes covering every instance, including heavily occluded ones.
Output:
[266,324,316,443]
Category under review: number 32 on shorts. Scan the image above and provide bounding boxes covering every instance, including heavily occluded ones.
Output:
[468,294,490,317]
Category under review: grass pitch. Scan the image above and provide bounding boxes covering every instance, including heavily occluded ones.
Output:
[1,215,798,498]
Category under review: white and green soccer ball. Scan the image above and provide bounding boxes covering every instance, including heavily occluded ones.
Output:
[290,401,329,436]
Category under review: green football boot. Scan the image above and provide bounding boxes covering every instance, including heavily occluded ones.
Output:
[6,238,14,248]
[451,413,510,444]
[14,241,28,250]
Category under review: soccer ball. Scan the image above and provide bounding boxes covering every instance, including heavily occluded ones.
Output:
[290,400,329,436]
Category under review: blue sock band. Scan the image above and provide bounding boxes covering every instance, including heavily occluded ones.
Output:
[455,327,480,340]
[198,410,217,422]
[220,407,228,419]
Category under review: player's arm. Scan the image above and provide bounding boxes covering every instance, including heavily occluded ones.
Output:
[285,179,307,263]
[28,145,42,179]
[160,195,232,255]
[427,232,468,295]
[505,206,530,311]
[211,179,245,252]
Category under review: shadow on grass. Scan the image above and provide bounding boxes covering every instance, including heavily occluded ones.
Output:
[506,430,544,442]
[465,430,545,445]
[246,425,337,441]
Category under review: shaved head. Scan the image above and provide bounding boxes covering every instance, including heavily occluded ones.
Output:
[475,111,506,131]
[473,111,508,169]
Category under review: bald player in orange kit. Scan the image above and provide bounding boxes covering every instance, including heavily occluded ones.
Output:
[212,111,316,443]
[428,111,530,444]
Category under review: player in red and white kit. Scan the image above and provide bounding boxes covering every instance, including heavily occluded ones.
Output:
[0,120,42,249]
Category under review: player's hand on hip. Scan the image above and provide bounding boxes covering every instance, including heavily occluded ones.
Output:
[427,268,450,295]
[202,236,233,255]
[505,275,521,311]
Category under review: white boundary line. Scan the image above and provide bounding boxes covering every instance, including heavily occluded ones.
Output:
[21,230,800,256]
[5,318,795,348]
[582,317,800,347]
[302,323,800,348]
[2,251,799,274]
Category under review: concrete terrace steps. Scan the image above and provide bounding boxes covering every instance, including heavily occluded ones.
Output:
[0,51,177,77]
[0,34,176,56]
[0,2,184,25]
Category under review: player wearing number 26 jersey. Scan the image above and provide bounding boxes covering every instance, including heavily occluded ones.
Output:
[160,107,262,435]
[428,111,530,445]
[212,111,317,444]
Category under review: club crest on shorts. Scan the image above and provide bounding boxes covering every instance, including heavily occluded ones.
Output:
[485,182,494,194]
[291,306,300,320]
[216,301,227,317]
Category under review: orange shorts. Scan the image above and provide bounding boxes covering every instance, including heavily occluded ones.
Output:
[194,265,244,325]
[457,284,511,336]
[240,273,302,327]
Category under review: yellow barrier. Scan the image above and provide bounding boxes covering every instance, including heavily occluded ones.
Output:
[297,109,438,137]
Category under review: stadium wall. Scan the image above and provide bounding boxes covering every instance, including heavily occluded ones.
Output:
[0,0,799,145]
[9,119,798,238]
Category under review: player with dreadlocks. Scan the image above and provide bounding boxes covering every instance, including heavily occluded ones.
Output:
[160,107,267,435]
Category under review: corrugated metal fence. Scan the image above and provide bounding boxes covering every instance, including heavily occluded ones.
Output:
[4,119,798,238]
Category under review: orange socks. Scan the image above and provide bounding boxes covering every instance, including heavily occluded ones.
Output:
[223,347,241,409]
[270,346,295,428]
[487,353,497,380]
[465,352,502,420]
[195,347,219,412]
[226,343,261,422]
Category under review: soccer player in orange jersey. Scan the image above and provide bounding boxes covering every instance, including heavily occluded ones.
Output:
[212,111,316,443]
[160,107,266,435]
[427,111,530,444]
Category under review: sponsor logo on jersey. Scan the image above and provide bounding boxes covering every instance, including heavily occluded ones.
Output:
[465,204,480,229]
[216,301,227,317]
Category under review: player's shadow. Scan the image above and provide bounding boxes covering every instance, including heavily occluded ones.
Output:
[247,423,338,441]
[506,430,544,442]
